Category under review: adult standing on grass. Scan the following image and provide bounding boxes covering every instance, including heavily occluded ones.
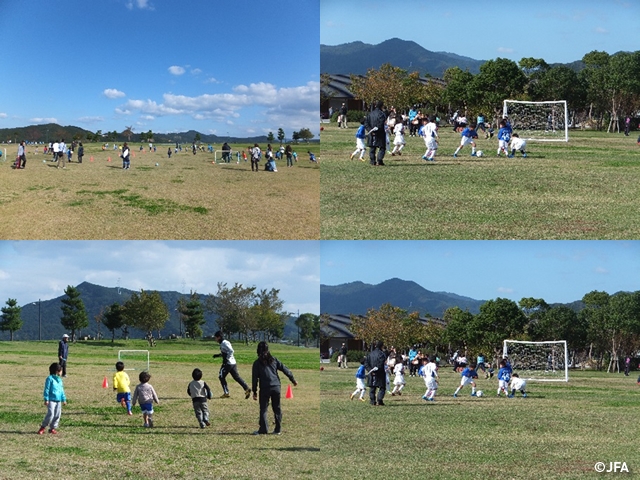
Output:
[77,142,84,163]
[365,100,387,166]
[285,144,293,167]
[17,141,26,169]
[339,342,348,368]
[365,340,387,406]
[251,143,261,172]
[58,334,69,377]
[213,330,252,399]
[338,102,348,128]
[251,341,297,435]
[57,139,67,169]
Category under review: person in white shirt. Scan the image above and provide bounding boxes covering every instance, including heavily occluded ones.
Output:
[509,133,527,158]
[213,330,252,399]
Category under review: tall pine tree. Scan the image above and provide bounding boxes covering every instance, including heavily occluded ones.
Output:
[60,286,88,341]
[0,298,23,341]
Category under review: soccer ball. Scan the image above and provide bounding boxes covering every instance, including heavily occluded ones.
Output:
[476,390,483,397]
[155,163,159,166]
[476,150,483,157]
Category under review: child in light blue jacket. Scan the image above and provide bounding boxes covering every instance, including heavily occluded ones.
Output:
[39,363,67,434]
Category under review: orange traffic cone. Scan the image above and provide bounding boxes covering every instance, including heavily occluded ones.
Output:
[107,157,111,162]
[285,384,293,399]
[102,376,108,388]
[90,156,94,162]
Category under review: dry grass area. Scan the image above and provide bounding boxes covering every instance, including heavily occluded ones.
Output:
[0,144,319,239]
[0,340,320,480]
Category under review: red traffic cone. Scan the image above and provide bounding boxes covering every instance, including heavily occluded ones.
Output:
[102,376,108,388]
[107,157,111,162]
[90,156,94,162]
[285,384,293,399]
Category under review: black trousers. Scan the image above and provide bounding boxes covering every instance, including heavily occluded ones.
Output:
[368,146,385,165]
[258,387,282,433]
[218,364,248,394]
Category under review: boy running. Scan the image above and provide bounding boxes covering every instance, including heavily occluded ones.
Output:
[350,358,367,401]
[453,363,479,397]
[350,119,367,161]
[419,116,439,162]
[421,356,439,402]
[453,124,479,157]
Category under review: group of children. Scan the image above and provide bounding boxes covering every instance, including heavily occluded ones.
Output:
[349,355,528,404]
[350,115,528,163]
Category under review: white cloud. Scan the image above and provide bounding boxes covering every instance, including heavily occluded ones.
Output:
[126,0,154,10]
[497,287,514,294]
[78,116,105,124]
[141,115,155,120]
[0,113,7,119]
[594,27,609,34]
[168,66,186,76]
[191,68,202,75]
[103,88,126,99]
[595,267,609,274]
[115,108,131,115]
[205,77,222,84]
[497,47,515,54]
[120,81,320,135]
[30,117,57,124]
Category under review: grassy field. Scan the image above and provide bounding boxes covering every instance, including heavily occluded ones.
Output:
[320,124,640,239]
[321,363,640,479]
[0,340,319,480]
[0,142,319,239]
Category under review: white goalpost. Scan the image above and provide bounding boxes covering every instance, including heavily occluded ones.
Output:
[503,340,568,382]
[503,100,569,142]
[118,350,150,372]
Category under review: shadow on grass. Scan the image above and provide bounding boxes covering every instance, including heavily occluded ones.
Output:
[261,447,320,452]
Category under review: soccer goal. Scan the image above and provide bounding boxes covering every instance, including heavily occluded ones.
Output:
[503,340,568,382]
[213,150,238,164]
[118,350,150,372]
[503,100,569,142]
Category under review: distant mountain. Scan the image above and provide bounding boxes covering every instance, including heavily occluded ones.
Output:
[0,123,269,145]
[321,278,486,318]
[5,282,300,341]
[321,38,486,76]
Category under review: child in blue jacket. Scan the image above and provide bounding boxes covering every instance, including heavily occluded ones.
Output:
[38,363,67,434]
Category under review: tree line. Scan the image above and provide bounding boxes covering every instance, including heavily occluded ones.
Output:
[334,50,640,132]
[338,290,640,372]
[0,283,320,346]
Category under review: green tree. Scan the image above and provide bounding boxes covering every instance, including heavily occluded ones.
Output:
[277,128,285,144]
[122,290,169,342]
[442,67,474,113]
[0,298,22,341]
[295,313,320,346]
[194,132,201,143]
[442,306,473,351]
[297,128,314,142]
[207,283,256,337]
[470,58,528,118]
[532,305,588,365]
[291,130,301,143]
[518,57,549,98]
[350,303,421,350]
[267,131,275,143]
[60,285,89,341]
[179,291,206,339]
[254,288,286,342]
[101,302,125,344]
[469,298,527,359]
[122,125,134,141]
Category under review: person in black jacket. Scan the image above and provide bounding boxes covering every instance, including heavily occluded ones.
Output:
[365,101,387,166]
[58,334,69,377]
[251,341,297,435]
[365,340,387,406]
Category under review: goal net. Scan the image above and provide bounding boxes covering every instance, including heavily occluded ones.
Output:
[503,100,568,142]
[118,350,150,372]
[503,340,568,382]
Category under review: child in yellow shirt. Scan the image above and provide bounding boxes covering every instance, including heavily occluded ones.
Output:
[113,361,132,416]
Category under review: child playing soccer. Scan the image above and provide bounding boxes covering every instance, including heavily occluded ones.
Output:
[187,368,213,428]
[350,358,367,401]
[508,373,527,398]
[390,118,406,156]
[391,359,406,396]
[419,116,439,162]
[421,356,439,402]
[453,363,479,397]
[508,133,527,158]
[113,361,133,416]
[350,119,367,161]
[307,151,318,163]
[497,119,512,157]
[132,371,159,427]
[453,124,479,157]
[497,359,511,397]
[38,363,66,434]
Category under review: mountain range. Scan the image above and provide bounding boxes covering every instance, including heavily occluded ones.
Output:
[321,38,586,77]
[0,123,270,145]
[5,282,300,342]
[321,278,585,318]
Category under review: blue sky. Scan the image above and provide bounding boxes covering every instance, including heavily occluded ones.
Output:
[321,241,640,304]
[321,0,639,65]
[0,241,320,314]
[0,0,319,139]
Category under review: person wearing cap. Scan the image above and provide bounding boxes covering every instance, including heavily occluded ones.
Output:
[212,331,252,399]
[58,334,69,377]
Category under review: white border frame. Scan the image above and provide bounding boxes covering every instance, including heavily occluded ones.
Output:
[503,99,569,142]
[503,339,568,382]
